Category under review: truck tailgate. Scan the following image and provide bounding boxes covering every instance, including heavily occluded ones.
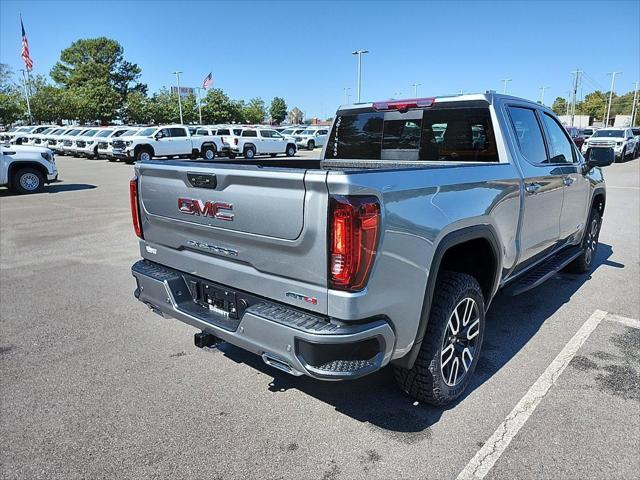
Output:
[136,161,329,314]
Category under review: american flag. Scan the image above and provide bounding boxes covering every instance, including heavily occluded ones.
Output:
[202,72,213,89]
[21,17,33,71]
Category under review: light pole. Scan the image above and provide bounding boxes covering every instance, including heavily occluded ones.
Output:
[501,78,512,94]
[173,71,184,124]
[539,86,549,105]
[605,71,621,127]
[19,69,32,123]
[343,87,351,104]
[195,87,203,125]
[351,50,369,103]
[412,83,421,97]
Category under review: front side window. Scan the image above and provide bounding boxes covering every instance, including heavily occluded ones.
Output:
[260,130,273,138]
[507,107,548,164]
[541,113,575,163]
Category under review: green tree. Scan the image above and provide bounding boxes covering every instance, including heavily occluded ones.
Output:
[123,91,152,124]
[201,88,242,124]
[149,88,179,124]
[581,91,607,120]
[269,97,287,124]
[0,64,23,125]
[243,97,266,124]
[50,37,145,122]
[181,93,199,124]
[551,97,568,116]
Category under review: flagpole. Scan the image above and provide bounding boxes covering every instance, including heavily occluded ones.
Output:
[20,69,32,123]
[195,87,203,125]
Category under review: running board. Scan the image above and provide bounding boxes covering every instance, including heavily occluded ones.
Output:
[504,247,582,296]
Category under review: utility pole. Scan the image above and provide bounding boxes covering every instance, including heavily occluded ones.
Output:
[173,71,184,124]
[195,87,203,125]
[351,50,369,103]
[570,69,582,126]
[631,81,639,127]
[412,83,421,97]
[605,71,621,127]
[19,69,32,123]
[343,87,351,104]
[539,86,549,105]
[501,79,512,94]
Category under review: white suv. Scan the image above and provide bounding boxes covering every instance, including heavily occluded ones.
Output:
[294,127,330,150]
[582,127,638,161]
[229,128,297,159]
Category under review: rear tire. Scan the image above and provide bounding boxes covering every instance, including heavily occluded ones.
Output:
[394,271,485,406]
[201,145,217,160]
[244,146,256,159]
[565,206,601,274]
[12,168,45,194]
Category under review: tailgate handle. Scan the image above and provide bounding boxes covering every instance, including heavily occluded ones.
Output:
[187,173,217,189]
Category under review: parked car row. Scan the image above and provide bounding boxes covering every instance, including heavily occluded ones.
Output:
[581,127,639,161]
[2,123,336,162]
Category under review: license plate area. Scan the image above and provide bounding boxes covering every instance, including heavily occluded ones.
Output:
[191,281,244,320]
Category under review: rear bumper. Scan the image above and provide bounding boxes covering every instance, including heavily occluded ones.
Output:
[131,259,395,380]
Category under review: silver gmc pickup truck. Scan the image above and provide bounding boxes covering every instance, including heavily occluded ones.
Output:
[129,93,614,405]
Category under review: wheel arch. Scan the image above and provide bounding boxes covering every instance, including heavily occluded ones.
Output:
[134,144,155,157]
[8,161,48,182]
[592,188,606,217]
[393,225,502,369]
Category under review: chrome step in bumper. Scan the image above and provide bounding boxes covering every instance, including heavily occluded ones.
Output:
[131,260,395,379]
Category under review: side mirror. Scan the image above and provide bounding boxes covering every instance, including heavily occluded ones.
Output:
[585,147,614,170]
[155,132,164,140]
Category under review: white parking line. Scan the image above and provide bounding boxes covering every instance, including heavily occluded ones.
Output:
[606,314,640,330]
[456,309,609,480]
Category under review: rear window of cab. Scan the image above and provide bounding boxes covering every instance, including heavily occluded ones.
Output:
[324,105,499,162]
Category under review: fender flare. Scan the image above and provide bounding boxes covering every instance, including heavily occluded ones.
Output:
[134,144,155,158]
[243,143,257,154]
[7,160,50,183]
[393,224,502,369]
[591,186,606,215]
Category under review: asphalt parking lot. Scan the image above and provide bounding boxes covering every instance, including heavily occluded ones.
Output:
[1,154,639,480]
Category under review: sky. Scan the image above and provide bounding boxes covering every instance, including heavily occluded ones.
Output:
[1,0,639,119]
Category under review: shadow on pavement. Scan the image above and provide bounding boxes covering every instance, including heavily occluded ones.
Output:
[0,182,96,197]
[217,243,618,436]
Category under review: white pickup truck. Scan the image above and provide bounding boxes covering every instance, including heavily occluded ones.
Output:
[112,125,226,163]
[228,128,297,159]
[1,143,58,193]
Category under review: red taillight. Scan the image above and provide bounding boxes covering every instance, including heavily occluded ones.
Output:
[129,176,143,239]
[329,196,380,291]
[372,97,435,111]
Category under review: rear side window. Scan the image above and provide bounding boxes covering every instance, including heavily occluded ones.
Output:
[170,128,187,137]
[194,129,208,136]
[324,106,498,162]
[242,130,257,138]
[260,130,273,138]
[217,129,230,135]
[507,107,548,164]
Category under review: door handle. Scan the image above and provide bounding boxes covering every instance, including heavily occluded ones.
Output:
[563,176,574,186]
[525,183,541,194]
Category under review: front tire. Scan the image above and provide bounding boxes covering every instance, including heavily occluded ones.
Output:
[286,144,296,157]
[307,140,315,150]
[566,207,601,274]
[12,168,45,194]
[617,147,626,162]
[202,145,217,160]
[394,271,485,406]
[135,148,153,162]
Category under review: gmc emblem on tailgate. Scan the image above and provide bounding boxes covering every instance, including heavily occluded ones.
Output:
[178,198,234,221]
